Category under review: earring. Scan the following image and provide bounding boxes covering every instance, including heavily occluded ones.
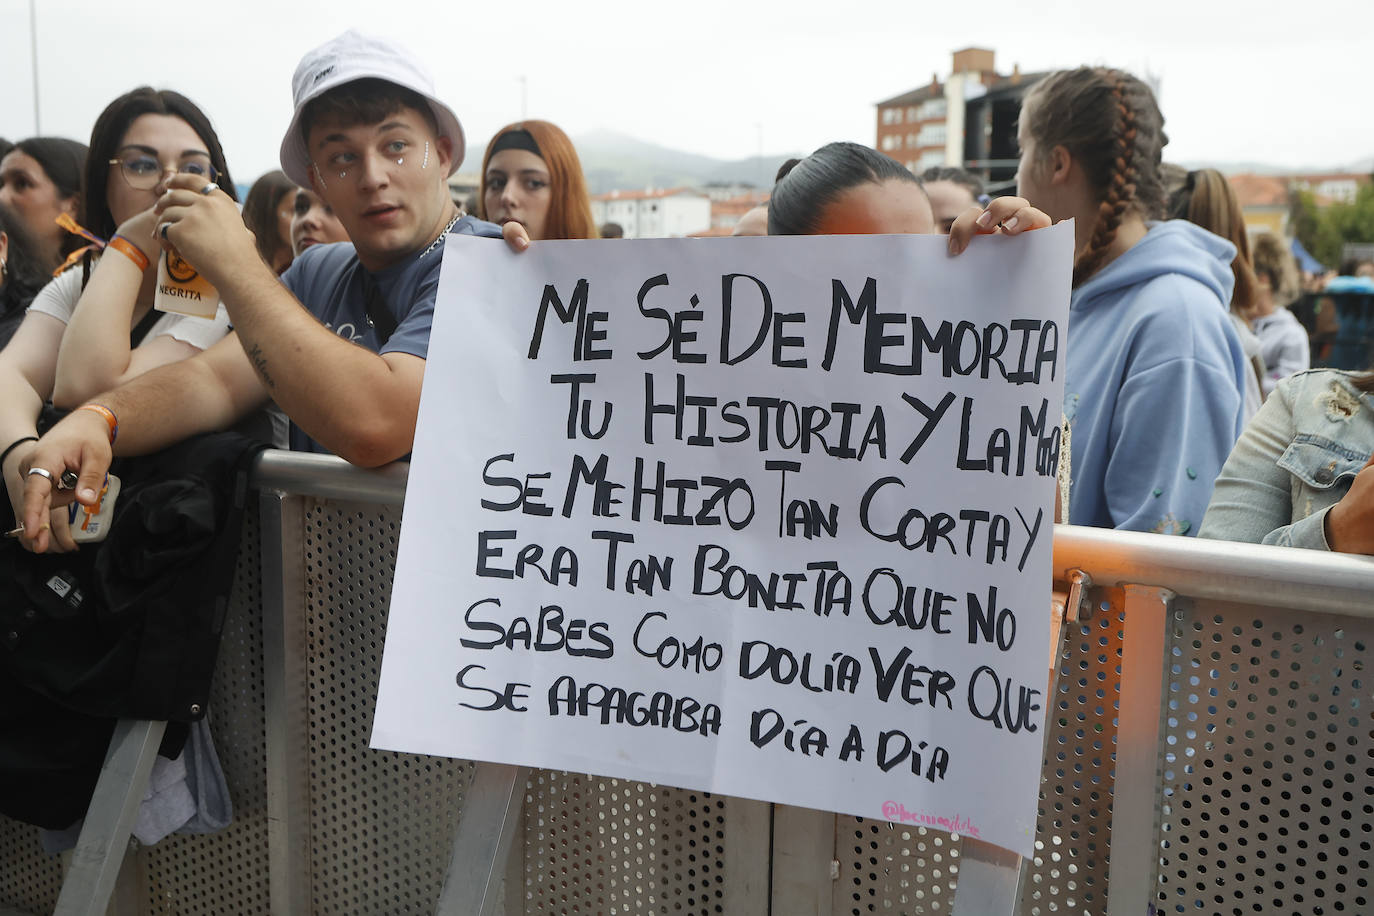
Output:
[1,259,7,284]
[312,162,328,189]
[421,141,429,170]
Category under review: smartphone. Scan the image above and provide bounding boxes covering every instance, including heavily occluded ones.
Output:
[69,474,121,544]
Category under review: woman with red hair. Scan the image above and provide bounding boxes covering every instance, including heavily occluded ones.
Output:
[478,120,597,241]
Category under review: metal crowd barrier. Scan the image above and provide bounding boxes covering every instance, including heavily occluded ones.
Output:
[3,450,1373,915]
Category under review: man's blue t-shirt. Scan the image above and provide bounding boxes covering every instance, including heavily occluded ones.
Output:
[278,214,500,452]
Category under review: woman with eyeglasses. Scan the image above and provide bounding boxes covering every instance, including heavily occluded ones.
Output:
[0,87,236,548]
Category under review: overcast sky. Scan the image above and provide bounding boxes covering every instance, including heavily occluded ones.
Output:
[2,0,1370,184]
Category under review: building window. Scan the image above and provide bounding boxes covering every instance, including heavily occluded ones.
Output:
[881,135,901,151]
[917,99,948,121]
[882,107,903,125]
[907,106,919,121]
[916,124,947,148]
[917,150,945,171]
[907,133,919,148]
[1316,180,1357,203]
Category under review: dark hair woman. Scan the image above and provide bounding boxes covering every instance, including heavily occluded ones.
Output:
[0,137,88,270]
[242,170,299,274]
[289,187,349,257]
[768,142,932,236]
[920,166,986,234]
[0,202,49,348]
[1,87,238,549]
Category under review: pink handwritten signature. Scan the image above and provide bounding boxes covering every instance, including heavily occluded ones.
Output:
[880,801,981,838]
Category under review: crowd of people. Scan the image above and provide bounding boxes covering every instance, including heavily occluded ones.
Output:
[0,27,1371,842]
[0,28,1366,553]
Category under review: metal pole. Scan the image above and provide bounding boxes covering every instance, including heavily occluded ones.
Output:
[1104,584,1173,916]
[435,763,529,916]
[755,122,763,187]
[53,719,168,916]
[29,0,40,133]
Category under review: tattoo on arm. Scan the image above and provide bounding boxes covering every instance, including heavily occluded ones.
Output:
[246,343,275,390]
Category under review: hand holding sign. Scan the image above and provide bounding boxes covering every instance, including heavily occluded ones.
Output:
[948,196,1053,255]
[374,225,1073,857]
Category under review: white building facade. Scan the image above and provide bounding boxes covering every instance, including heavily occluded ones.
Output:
[591,189,712,239]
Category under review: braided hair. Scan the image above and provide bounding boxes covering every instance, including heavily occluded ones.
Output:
[1021,67,1166,288]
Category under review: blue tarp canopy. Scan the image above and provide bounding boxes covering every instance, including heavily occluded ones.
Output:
[1290,237,1325,274]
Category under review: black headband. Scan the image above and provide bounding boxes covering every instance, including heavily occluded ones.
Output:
[490,129,542,159]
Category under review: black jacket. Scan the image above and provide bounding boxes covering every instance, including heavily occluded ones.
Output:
[0,432,266,829]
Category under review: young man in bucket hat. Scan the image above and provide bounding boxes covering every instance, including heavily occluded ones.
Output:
[17,31,500,552]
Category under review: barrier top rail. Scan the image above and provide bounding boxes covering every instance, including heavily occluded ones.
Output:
[251,450,1374,619]
[1053,524,1374,617]
[252,449,409,505]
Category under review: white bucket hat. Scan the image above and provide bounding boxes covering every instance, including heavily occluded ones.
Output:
[278,30,465,187]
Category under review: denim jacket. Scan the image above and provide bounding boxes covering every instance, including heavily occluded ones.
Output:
[1198,369,1374,550]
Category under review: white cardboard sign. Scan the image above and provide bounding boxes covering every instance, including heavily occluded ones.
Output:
[373,224,1073,856]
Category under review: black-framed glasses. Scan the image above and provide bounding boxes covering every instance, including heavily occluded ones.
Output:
[107,154,219,191]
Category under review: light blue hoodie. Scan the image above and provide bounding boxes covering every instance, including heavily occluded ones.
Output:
[1064,220,1246,534]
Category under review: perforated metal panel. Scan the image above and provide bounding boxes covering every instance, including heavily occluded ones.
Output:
[521,771,728,915]
[0,511,272,916]
[18,481,1369,916]
[302,499,471,915]
[1154,597,1374,915]
[139,506,271,913]
[0,815,63,915]
[1018,588,1123,915]
[829,588,1122,916]
[835,816,961,913]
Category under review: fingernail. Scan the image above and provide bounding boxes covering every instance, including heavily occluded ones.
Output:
[948,236,963,256]
[1003,216,1020,232]
[975,210,993,228]
[516,237,529,251]
[79,488,96,502]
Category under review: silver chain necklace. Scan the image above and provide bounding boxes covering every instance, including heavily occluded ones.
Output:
[419,212,463,261]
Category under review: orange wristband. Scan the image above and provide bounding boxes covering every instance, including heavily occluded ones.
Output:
[108,236,150,272]
[78,404,119,443]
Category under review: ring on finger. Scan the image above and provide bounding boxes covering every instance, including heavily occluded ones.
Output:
[199,183,217,196]
[159,222,170,241]
[26,467,55,484]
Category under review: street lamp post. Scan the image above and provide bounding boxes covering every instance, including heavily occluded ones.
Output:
[29,0,41,133]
